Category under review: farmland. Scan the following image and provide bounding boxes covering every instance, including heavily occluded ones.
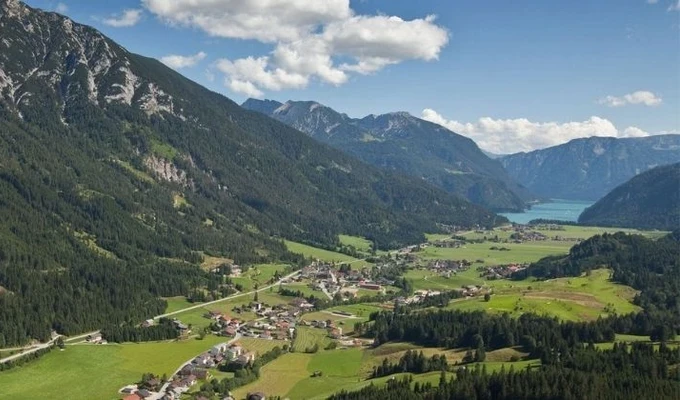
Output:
[292,327,332,352]
[0,337,226,400]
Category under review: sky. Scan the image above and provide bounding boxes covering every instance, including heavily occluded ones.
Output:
[24,0,680,154]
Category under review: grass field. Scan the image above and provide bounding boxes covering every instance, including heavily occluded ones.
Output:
[163,296,195,313]
[238,338,287,355]
[292,327,332,352]
[443,269,639,321]
[232,352,313,399]
[231,263,288,291]
[0,336,225,400]
[280,282,327,298]
[339,235,373,254]
[285,240,360,263]
[419,240,572,266]
[232,342,536,399]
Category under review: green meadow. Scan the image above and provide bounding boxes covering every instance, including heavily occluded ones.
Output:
[0,337,226,400]
[438,269,639,321]
[231,263,289,291]
[233,341,539,400]
[339,235,373,254]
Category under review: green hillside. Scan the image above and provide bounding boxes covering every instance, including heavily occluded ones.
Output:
[0,0,501,346]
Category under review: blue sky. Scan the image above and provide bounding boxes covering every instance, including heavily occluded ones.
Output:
[25,0,680,153]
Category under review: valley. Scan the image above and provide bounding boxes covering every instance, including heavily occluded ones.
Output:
[1,224,672,400]
[0,1,678,399]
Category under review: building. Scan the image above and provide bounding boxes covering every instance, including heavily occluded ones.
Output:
[211,343,229,356]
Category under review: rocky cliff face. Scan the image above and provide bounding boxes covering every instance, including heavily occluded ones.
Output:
[500,135,680,200]
[0,0,187,122]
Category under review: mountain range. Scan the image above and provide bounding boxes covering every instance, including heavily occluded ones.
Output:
[0,0,502,345]
[242,99,534,211]
[578,163,680,230]
[500,135,680,200]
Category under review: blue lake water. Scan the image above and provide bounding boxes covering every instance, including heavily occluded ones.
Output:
[500,199,594,224]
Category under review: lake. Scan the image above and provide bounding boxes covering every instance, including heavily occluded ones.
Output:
[500,199,594,224]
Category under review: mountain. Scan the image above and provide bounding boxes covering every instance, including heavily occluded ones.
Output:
[578,163,680,230]
[242,99,534,211]
[0,0,502,346]
[500,135,680,200]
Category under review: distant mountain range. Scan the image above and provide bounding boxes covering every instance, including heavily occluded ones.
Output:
[500,135,680,200]
[242,99,534,211]
[578,163,680,230]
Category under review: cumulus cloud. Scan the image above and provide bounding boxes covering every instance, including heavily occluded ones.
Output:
[160,51,207,69]
[144,0,449,96]
[669,0,680,11]
[55,2,68,13]
[421,108,654,154]
[102,9,143,28]
[598,90,663,107]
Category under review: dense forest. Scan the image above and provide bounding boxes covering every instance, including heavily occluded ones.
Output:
[349,309,680,399]
[330,362,680,400]
[0,1,504,347]
[578,163,680,230]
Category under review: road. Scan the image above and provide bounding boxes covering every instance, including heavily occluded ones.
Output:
[0,337,58,364]
[147,333,242,400]
[155,270,300,320]
[0,270,299,365]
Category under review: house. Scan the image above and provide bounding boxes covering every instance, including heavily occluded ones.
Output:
[247,392,266,400]
[227,345,243,360]
[87,333,102,343]
[358,283,381,290]
[223,327,237,337]
[122,394,143,400]
[179,365,194,376]
[136,389,152,398]
[205,310,223,320]
[120,385,137,394]
[142,319,154,328]
[259,331,272,340]
[181,375,196,387]
[211,343,229,356]
[330,327,343,339]
[193,368,210,380]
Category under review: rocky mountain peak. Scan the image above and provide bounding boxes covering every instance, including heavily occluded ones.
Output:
[0,1,188,123]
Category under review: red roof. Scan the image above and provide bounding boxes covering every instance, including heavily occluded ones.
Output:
[122,394,143,400]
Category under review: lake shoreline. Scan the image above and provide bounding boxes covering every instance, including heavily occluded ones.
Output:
[501,199,594,224]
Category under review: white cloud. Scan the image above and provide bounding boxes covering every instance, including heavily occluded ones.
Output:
[669,0,680,11]
[160,51,207,69]
[598,90,662,107]
[421,108,655,154]
[55,2,68,13]
[143,0,350,42]
[143,0,449,96]
[102,9,143,28]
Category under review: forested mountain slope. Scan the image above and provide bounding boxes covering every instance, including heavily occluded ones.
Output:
[243,99,534,211]
[0,0,501,346]
[500,135,680,200]
[578,163,680,230]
